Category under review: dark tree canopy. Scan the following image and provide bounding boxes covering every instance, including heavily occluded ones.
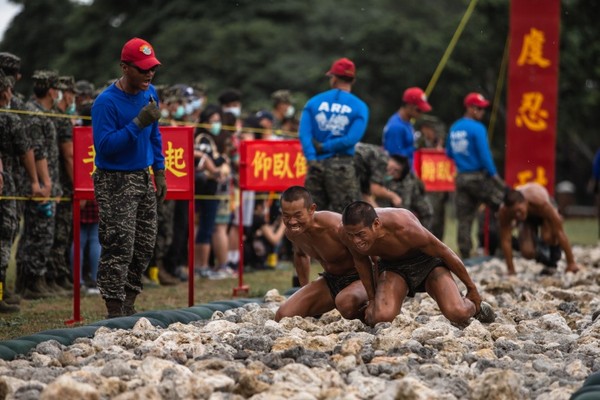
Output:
[2,0,598,202]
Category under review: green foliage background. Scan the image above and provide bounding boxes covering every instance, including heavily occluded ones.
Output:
[2,0,599,202]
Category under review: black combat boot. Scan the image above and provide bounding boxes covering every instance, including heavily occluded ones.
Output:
[104,298,124,319]
[123,289,138,316]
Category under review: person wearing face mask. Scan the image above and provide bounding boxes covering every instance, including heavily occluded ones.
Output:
[218,88,242,135]
[46,75,79,294]
[193,104,234,280]
[271,89,296,137]
[17,70,61,300]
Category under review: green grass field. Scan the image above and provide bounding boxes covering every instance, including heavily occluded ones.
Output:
[0,216,597,341]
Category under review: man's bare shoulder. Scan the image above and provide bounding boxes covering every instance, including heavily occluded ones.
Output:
[314,210,342,227]
[375,207,418,224]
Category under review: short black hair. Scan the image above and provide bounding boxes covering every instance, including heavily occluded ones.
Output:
[281,186,313,209]
[342,201,377,227]
[504,189,525,207]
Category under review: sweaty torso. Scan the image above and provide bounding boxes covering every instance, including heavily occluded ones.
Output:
[290,212,358,275]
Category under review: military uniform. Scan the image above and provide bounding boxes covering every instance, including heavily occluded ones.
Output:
[47,76,76,288]
[384,172,433,230]
[0,74,27,312]
[353,142,388,197]
[16,70,61,299]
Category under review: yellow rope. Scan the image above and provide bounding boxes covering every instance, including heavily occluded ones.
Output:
[425,0,479,97]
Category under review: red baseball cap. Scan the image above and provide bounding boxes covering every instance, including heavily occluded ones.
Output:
[464,92,490,108]
[121,37,161,70]
[402,87,432,112]
[326,58,356,78]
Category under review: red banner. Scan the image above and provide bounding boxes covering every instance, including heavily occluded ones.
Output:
[239,140,307,191]
[72,126,194,200]
[413,149,456,192]
[506,0,560,195]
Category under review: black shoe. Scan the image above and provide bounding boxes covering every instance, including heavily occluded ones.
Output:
[474,301,496,323]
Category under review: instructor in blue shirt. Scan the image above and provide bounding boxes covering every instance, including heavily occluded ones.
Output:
[446,92,505,259]
[299,57,369,212]
[92,37,166,318]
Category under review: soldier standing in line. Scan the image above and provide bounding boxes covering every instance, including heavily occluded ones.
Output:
[17,70,61,299]
[92,37,165,318]
[300,57,369,213]
[46,76,78,294]
[0,74,44,312]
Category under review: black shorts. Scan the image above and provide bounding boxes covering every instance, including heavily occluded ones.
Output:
[378,252,446,297]
[319,271,360,300]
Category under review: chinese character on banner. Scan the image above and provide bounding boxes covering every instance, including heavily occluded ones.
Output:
[515,92,549,131]
[517,28,551,68]
[506,0,559,195]
[240,140,307,191]
[164,141,187,178]
[413,149,455,192]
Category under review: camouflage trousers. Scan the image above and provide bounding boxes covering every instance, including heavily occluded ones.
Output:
[0,198,18,282]
[304,155,361,213]
[93,169,157,301]
[426,191,449,241]
[16,200,56,281]
[47,199,72,280]
[153,199,175,266]
[454,172,505,259]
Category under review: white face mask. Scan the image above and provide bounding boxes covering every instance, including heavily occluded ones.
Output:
[160,108,170,119]
[223,106,241,118]
[285,105,295,118]
[54,89,63,106]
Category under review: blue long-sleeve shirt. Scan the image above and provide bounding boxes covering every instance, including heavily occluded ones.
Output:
[446,117,497,176]
[299,88,369,161]
[593,149,600,181]
[91,83,165,171]
[382,113,415,167]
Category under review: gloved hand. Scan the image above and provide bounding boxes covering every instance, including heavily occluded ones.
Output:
[134,98,161,129]
[154,169,167,202]
[312,138,324,154]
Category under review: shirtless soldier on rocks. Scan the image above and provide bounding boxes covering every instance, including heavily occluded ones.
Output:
[274,186,370,322]
[340,201,495,327]
[498,182,581,275]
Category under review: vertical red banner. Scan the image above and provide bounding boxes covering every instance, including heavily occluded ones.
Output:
[506,0,560,195]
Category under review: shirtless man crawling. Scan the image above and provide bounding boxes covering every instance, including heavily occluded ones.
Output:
[498,182,581,275]
[340,201,494,327]
[274,186,370,322]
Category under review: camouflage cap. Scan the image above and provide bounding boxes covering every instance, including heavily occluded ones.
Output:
[0,52,21,71]
[32,70,59,91]
[57,75,76,92]
[271,89,293,104]
[75,80,95,96]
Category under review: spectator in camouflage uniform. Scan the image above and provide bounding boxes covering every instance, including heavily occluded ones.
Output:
[353,142,401,207]
[300,58,368,213]
[414,116,450,240]
[46,76,78,293]
[0,73,43,312]
[16,70,62,300]
[446,93,506,259]
[74,80,95,127]
[384,154,433,230]
[92,37,165,318]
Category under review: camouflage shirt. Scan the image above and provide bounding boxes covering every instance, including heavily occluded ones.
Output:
[0,111,29,195]
[24,100,61,197]
[354,142,388,195]
[52,106,74,196]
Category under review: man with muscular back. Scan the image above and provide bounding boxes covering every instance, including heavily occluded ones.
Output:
[340,201,494,327]
[498,182,581,275]
[274,186,370,322]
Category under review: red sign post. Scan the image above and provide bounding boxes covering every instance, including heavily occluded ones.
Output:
[506,0,560,195]
[235,140,307,295]
[67,126,194,324]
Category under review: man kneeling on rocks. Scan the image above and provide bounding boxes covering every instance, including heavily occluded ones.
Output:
[274,186,369,322]
[340,201,495,327]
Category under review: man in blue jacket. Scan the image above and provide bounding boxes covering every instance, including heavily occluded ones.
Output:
[299,57,369,213]
[92,37,166,318]
[446,92,505,259]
